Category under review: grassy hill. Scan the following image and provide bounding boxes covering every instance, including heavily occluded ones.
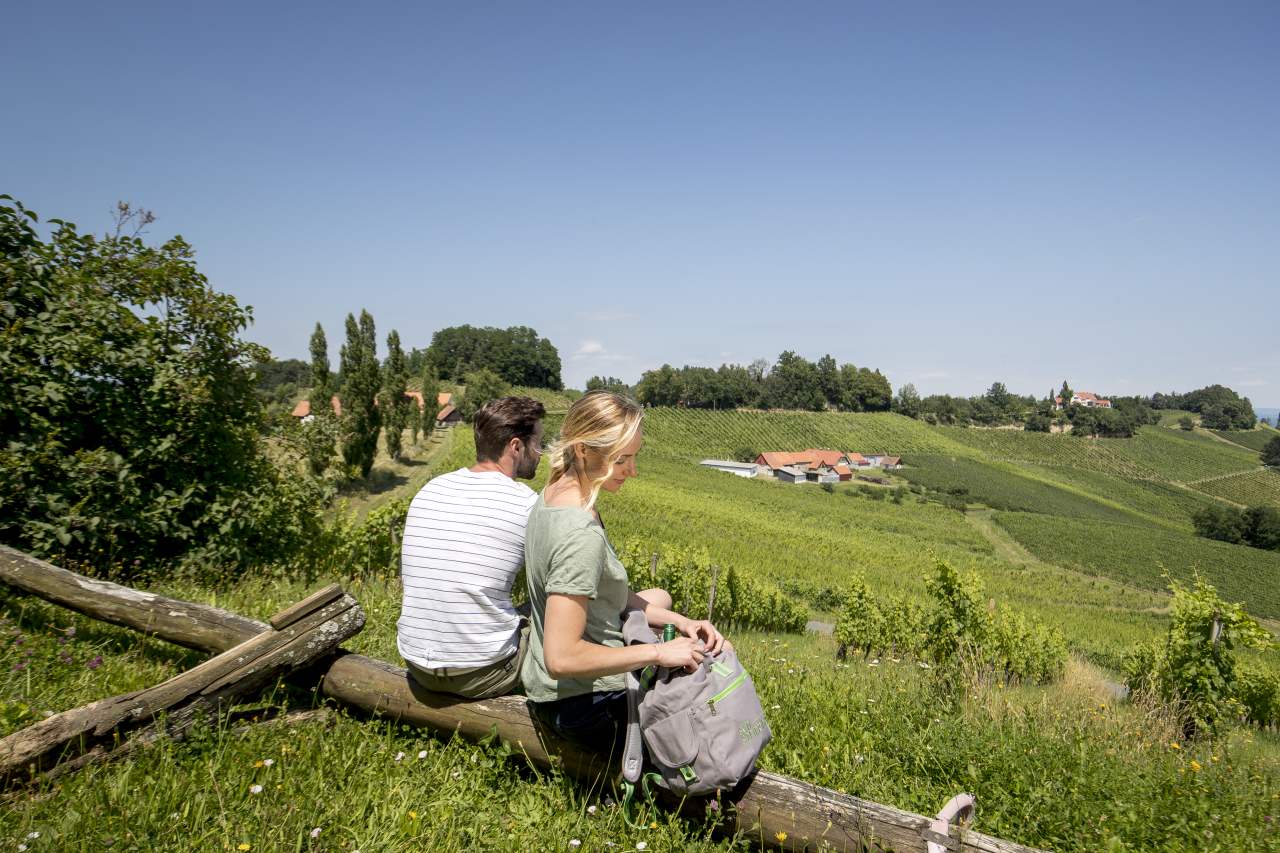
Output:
[4,408,1279,851]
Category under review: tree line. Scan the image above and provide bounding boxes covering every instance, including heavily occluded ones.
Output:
[410,324,562,390]
[623,352,893,412]
[1151,384,1257,430]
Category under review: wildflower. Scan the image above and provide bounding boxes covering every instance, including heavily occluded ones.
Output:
[238,845,251,851]
[418,750,427,759]
[26,832,40,840]
[708,800,720,812]
[249,784,263,794]
[775,831,788,842]
[87,655,102,670]
[1169,742,1181,751]
[19,845,27,852]
[587,805,597,815]
[917,661,931,669]
[808,726,815,732]
[650,821,657,829]
[636,843,648,851]
[569,841,582,849]
[263,759,274,767]
[310,827,321,839]
[394,751,406,762]
[408,811,418,821]
[254,760,264,768]
[1190,760,1202,772]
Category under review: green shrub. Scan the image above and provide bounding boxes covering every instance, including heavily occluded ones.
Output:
[1123,576,1274,737]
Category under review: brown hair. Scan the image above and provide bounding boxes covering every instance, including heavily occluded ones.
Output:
[473,396,546,462]
[546,391,643,509]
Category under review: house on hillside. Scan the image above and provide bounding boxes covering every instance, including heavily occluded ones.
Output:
[805,465,840,484]
[700,460,760,478]
[291,395,342,422]
[436,404,462,429]
[833,463,853,481]
[845,452,869,468]
[880,455,902,470]
[1054,392,1111,409]
[774,465,808,484]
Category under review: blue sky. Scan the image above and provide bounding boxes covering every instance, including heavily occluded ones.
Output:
[5,2,1278,401]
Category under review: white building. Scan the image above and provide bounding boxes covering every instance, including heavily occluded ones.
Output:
[699,460,760,478]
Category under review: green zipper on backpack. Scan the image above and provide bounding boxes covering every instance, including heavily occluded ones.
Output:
[706,671,748,715]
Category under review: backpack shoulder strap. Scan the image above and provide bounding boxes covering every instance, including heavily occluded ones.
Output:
[620,608,657,785]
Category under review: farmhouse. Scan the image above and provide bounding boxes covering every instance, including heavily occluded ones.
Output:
[436,404,462,428]
[1054,391,1111,409]
[290,395,342,422]
[700,459,760,478]
[293,390,457,425]
[774,465,808,484]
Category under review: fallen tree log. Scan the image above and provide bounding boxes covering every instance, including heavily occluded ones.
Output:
[0,546,1044,853]
[0,583,364,787]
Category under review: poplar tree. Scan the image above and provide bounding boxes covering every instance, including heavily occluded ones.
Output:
[420,368,440,441]
[304,322,337,476]
[339,310,381,477]
[381,329,408,460]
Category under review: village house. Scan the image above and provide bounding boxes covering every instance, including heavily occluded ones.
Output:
[292,390,456,425]
[1054,391,1111,409]
[699,460,760,478]
[774,465,808,484]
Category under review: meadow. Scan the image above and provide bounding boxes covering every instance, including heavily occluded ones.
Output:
[2,410,1279,851]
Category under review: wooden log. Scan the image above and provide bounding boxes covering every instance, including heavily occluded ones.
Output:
[0,544,266,651]
[0,547,1044,853]
[0,585,364,786]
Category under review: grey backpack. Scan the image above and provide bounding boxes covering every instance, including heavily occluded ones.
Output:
[620,609,771,802]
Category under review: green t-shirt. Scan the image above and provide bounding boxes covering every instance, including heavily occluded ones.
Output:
[520,495,632,703]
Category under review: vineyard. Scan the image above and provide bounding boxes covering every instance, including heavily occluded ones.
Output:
[1191,467,1280,507]
[1212,426,1280,453]
[898,454,1150,525]
[639,408,969,461]
[992,511,1280,620]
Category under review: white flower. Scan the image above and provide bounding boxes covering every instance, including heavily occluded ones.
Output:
[418,750,428,759]
[18,844,27,852]
[25,833,40,840]
[808,726,815,732]
[771,704,781,710]
[310,827,321,839]
[452,770,461,779]
[394,751,406,762]
[918,661,931,669]
[262,758,274,767]
[586,805,597,815]
[249,784,263,794]
[637,843,648,851]
[569,841,582,849]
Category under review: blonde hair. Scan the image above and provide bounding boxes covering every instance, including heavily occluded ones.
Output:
[546,391,644,509]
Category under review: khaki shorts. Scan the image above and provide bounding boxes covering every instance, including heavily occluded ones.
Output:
[405,619,529,699]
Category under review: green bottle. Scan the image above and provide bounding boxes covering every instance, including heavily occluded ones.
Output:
[662,623,678,642]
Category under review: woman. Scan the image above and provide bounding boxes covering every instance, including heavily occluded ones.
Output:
[521,391,728,748]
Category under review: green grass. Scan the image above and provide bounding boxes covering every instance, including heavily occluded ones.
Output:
[1008,463,1222,532]
[4,573,1277,852]
[992,511,1280,620]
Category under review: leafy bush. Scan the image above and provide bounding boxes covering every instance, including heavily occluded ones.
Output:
[1123,576,1274,737]
[618,540,808,633]
[833,558,1067,685]
[0,195,327,578]
[1191,503,1280,551]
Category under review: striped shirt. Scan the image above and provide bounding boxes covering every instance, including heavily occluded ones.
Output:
[396,468,538,670]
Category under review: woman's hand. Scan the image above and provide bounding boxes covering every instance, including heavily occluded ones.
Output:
[681,619,727,655]
[656,636,705,672]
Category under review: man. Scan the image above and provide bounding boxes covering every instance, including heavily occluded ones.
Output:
[397,395,545,698]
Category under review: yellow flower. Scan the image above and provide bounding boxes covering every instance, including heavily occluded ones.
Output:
[237,845,250,852]
[409,811,419,821]
[1189,760,1202,772]
[253,760,264,768]
[1168,742,1181,750]
[649,821,658,829]
[775,831,788,842]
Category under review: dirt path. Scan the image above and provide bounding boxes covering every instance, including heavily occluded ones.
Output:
[963,508,1038,566]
